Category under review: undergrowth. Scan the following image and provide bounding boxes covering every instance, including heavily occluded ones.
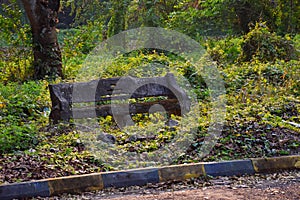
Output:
[0,22,299,183]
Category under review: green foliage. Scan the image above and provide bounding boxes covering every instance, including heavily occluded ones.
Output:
[0,0,31,47]
[292,34,300,53]
[59,22,103,56]
[0,53,34,83]
[240,22,297,62]
[126,0,178,28]
[0,122,37,154]
[166,0,299,37]
[273,0,300,34]
[63,0,110,27]
[225,0,276,33]
[206,23,298,65]
[0,81,50,153]
[206,36,243,64]
[107,0,129,37]
[166,0,231,38]
[65,0,300,36]
[1,0,299,178]
[0,0,33,82]
[2,0,298,81]
[36,128,104,174]
[58,21,104,79]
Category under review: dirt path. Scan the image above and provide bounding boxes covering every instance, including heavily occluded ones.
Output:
[40,170,300,200]
[100,183,299,200]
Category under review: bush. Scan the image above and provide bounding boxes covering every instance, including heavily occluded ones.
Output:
[240,22,297,62]
[58,21,104,79]
[223,59,299,94]
[206,36,243,64]
[0,121,38,153]
[0,0,33,83]
[0,81,50,153]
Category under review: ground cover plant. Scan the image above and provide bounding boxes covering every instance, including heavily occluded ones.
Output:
[0,0,299,184]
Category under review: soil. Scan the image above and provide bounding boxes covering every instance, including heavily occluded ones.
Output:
[101,183,299,200]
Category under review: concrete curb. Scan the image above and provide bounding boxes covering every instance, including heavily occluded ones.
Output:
[0,155,299,200]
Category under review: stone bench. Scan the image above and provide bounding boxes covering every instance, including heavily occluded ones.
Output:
[49,73,190,127]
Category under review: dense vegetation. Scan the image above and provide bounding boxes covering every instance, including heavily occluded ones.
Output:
[0,0,299,183]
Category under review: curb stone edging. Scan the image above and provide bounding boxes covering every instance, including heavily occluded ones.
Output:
[251,155,300,172]
[0,155,299,200]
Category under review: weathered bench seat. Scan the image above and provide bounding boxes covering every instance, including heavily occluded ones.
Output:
[49,73,190,126]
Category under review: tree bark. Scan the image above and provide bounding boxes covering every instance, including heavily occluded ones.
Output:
[21,0,63,79]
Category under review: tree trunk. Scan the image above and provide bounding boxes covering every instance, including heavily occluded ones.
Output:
[21,0,63,79]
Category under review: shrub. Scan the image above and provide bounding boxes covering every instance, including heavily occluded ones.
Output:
[206,36,243,64]
[240,22,297,62]
[0,0,33,82]
[0,81,50,153]
[58,21,104,79]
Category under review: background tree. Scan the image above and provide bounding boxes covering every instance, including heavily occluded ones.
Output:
[21,0,63,79]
